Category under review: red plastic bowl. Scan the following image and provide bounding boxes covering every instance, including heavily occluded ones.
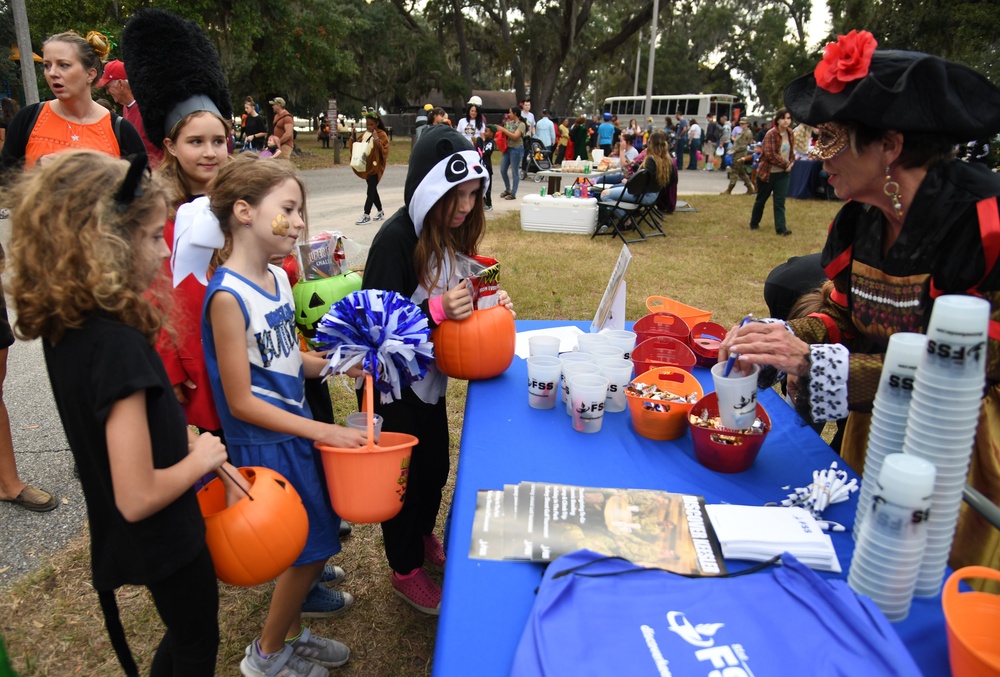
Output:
[631,336,697,375]
[633,312,690,346]
[688,392,771,473]
[689,321,727,368]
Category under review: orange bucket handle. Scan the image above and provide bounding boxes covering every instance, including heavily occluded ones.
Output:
[363,373,376,451]
[945,566,1000,601]
[646,296,669,314]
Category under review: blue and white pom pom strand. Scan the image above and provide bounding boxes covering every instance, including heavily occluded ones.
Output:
[314,289,434,403]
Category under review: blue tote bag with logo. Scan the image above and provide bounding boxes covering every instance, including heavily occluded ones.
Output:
[511,549,920,677]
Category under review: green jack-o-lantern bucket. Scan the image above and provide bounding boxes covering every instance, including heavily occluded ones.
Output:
[293,271,363,345]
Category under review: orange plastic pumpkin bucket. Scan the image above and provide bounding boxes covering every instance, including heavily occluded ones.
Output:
[631,336,697,375]
[431,304,516,380]
[633,312,690,346]
[317,374,417,523]
[197,466,309,586]
[626,367,703,441]
[646,296,712,326]
[943,567,1000,677]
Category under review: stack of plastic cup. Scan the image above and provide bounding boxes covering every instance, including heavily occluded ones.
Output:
[901,295,989,597]
[848,453,935,622]
[854,333,926,538]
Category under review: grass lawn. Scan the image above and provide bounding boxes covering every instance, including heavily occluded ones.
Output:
[0,192,842,675]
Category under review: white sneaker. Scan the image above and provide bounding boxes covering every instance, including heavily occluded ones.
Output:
[373,211,385,221]
[355,214,371,225]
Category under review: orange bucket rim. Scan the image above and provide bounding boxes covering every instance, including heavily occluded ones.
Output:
[943,566,1000,672]
[645,295,711,318]
[316,374,418,455]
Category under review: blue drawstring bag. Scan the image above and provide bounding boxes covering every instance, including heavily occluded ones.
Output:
[511,550,921,677]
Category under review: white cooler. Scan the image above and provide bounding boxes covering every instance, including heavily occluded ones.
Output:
[520,195,598,235]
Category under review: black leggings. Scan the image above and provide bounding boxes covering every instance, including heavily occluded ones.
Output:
[365,174,382,215]
[366,387,450,574]
[147,546,219,676]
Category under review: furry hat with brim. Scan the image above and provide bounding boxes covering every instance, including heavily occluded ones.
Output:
[122,9,232,147]
[404,125,489,237]
[784,30,1000,139]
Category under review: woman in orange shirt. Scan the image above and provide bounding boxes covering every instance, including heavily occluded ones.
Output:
[0,31,144,171]
[0,30,144,512]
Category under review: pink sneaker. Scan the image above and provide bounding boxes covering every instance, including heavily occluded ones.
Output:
[423,533,446,568]
[391,568,441,615]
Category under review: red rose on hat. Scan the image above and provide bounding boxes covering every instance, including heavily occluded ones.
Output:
[814,30,878,94]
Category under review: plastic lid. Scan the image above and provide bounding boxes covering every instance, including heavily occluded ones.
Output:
[877,453,936,508]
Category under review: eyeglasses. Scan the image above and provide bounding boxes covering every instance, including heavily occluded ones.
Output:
[810,122,850,161]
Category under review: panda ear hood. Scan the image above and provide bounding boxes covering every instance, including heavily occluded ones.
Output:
[404,125,489,236]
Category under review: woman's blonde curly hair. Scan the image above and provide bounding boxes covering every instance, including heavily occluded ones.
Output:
[7,151,168,345]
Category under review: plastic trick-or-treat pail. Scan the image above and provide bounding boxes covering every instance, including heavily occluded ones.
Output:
[317,374,417,523]
[943,567,1000,677]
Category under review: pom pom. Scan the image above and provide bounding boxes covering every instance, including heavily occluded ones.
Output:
[315,289,434,403]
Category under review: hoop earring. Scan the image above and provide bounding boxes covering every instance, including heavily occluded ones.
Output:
[883,166,903,220]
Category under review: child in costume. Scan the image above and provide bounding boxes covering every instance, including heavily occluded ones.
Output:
[123,8,232,439]
[362,125,515,613]
[199,154,364,677]
[7,151,233,675]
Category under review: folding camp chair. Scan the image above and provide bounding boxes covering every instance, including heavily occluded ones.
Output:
[592,169,662,244]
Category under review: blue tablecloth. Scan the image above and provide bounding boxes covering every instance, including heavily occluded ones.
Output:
[433,320,951,676]
[788,159,827,199]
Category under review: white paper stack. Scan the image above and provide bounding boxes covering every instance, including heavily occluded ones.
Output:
[704,505,841,573]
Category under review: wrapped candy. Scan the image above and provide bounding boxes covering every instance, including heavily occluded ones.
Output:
[314,289,434,403]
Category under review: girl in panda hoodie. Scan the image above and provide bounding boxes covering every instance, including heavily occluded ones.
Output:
[362,125,515,614]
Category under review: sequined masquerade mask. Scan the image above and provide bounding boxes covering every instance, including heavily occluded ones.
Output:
[810,122,849,160]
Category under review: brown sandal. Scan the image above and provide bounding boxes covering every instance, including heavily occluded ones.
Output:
[4,485,57,512]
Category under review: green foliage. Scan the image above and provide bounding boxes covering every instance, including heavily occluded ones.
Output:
[829,0,1000,85]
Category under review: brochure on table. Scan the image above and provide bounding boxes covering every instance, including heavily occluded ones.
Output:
[591,245,631,332]
[470,482,726,577]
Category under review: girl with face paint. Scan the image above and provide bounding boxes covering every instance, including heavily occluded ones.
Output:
[199,154,365,675]
[361,125,515,615]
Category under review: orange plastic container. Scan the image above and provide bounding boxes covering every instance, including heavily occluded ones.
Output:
[317,375,417,523]
[198,466,309,586]
[631,336,697,375]
[633,312,690,346]
[627,367,703,441]
[646,296,712,326]
[690,321,728,368]
[688,392,771,473]
[943,566,1000,677]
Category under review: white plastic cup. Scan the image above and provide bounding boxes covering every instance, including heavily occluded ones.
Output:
[527,356,562,410]
[577,333,611,354]
[589,345,625,361]
[568,374,610,433]
[597,357,634,413]
[710,362,760,430]
[560,352,595,366]
[601,329,638,360]
[562,362,601,413]
[528,335,561,358]
[922,295,991,378]
[876,333,926,406]
[346,412,382,443]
